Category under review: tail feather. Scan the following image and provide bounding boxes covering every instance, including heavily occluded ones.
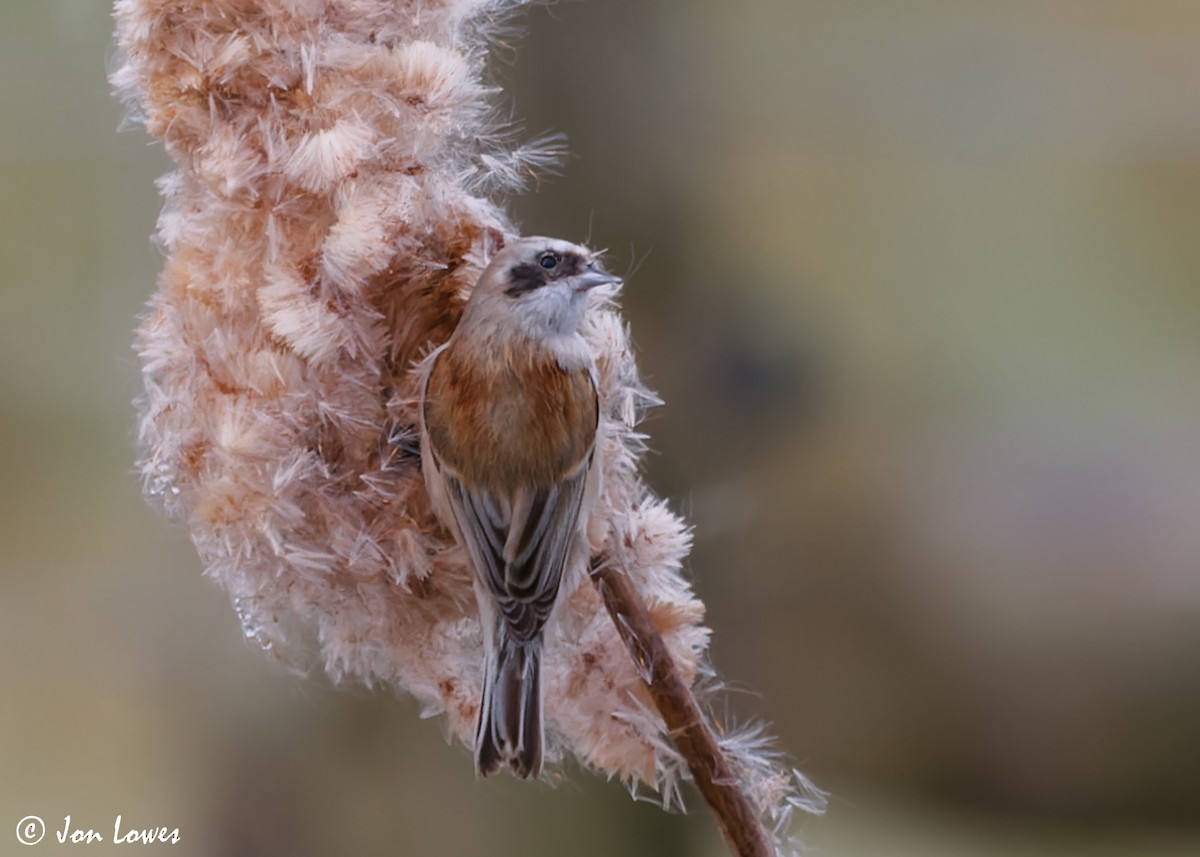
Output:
[475,633,543,778]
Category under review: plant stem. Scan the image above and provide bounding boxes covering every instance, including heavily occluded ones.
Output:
[589,557,774,857]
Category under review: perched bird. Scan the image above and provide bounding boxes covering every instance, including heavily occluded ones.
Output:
[419,237,620,777]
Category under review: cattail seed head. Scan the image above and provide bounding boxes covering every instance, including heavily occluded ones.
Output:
[114,0,823,848]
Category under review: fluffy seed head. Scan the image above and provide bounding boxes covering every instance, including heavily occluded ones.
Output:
[113,0,823,848]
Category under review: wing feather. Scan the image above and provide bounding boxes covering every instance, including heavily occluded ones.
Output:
[439,455,591,642]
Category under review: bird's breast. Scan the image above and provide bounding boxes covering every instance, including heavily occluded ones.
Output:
[425,336,597,490]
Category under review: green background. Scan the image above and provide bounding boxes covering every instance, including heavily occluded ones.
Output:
[2,1,1198,854]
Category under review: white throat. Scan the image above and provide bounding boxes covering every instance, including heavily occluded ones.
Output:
[460,283,595,370]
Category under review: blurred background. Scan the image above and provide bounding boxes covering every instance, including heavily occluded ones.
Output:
[2,0,1199,854]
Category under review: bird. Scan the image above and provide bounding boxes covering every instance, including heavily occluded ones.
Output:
[418,236,620,778]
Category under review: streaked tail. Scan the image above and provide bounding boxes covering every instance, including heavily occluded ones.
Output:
[475,632,543,779]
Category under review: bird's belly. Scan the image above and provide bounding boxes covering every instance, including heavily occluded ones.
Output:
[473,371,592,488]
[425,338,597,491]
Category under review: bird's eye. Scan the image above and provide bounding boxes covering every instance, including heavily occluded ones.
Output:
[538,252,559,269]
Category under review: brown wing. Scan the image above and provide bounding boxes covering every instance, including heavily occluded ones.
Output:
[423,336,598,638]
[440,456,592,640]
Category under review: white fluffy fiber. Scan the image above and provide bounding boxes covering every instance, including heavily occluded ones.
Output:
[113,0,823,845]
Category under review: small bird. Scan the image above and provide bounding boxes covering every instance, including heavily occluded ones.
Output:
[419,237,620,778]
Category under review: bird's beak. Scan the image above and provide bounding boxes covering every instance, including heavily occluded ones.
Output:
[573,265,621,292]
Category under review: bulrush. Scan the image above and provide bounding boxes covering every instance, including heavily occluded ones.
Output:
[112,1,824,852]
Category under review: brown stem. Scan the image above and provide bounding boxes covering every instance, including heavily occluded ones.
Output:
[589,556,775,857]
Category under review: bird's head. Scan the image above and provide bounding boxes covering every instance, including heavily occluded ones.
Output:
[464,237,620,339]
